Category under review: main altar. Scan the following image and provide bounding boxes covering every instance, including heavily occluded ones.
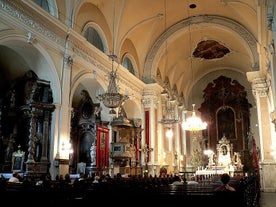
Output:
[195,135,243,177]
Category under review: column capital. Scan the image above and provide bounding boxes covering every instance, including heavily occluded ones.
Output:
[142,84,162,108]
[246,71,270,98]
[251,77,270,97]
[142,95,158,108]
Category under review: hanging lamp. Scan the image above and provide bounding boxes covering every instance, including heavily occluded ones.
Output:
[182,104,207,131]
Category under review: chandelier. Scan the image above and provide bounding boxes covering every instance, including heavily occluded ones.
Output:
[159,1,180,126]
[182,104,207,131]
[181,7,207,132]
[96,54,129,115]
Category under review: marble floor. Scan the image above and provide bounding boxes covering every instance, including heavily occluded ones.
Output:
[260,192,276,207]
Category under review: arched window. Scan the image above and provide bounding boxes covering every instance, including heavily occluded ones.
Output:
[122,57,135,75]
[33,0,50,11]
[82,22,108,54]
[84,27,104,52]
[122,54,137,76]
[33,0,58,17]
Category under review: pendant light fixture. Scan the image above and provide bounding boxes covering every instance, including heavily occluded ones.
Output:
[182,104,207,131]
[159,0,181,130]
[182,4,207,132]
[159,90,180,125]
[96,1,129,116]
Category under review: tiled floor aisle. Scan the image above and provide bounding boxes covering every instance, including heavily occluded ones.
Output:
[260,192,276,207]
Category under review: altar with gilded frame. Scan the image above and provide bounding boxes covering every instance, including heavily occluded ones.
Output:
[11,146,25,172]
[196,135,242,177]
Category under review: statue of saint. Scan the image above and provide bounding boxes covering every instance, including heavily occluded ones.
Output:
[90,143,96,166]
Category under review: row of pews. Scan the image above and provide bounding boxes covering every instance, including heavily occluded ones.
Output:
[0,174,260,207]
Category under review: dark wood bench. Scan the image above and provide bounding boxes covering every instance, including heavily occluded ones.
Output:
[0,176,260,207]
[6,182,24,192]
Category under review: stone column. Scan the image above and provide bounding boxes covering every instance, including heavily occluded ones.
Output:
[247,71,276,192]
[266,1,276,132]
[142,84,161,171]
[248,73,272,161]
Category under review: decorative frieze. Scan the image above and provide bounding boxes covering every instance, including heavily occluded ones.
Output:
[0,0,143,95]
[0,1,65,45]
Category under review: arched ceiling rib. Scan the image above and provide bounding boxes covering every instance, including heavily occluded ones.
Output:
[143,15,258,99]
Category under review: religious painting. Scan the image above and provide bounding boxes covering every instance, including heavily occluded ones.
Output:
[77,162,86,174]
[12,149,25,172]
[217,107,236,140]
[113,145,122,152]
[100,132,106,150]
[96,126,109,168]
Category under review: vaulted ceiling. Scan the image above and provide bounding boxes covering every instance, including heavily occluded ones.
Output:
[79,0,259,108]
[0,0,261,111]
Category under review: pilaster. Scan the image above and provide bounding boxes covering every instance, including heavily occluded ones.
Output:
[58,32,73,161]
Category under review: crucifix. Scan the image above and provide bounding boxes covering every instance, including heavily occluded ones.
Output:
[139,144,153,165]
[139,144,153,176]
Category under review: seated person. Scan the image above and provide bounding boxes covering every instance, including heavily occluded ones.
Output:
[8,172,21,183]
[171,175,183,185]
[214,173,235,191]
